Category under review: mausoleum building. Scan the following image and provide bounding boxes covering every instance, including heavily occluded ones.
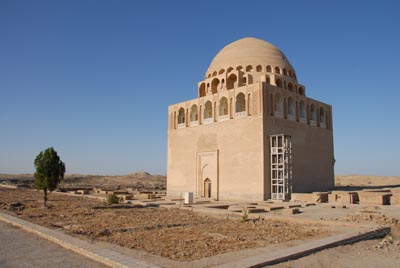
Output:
[167,37,334,201]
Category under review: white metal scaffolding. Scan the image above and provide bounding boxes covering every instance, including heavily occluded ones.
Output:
[270,134,292,200]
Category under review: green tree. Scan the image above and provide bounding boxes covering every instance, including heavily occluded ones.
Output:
[34,147,65,208]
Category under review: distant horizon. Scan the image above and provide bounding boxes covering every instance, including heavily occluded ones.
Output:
[1,171,400,178]
[0,170,167,176]
[1,1,399,176]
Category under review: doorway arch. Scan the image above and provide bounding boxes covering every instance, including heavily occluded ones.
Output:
[204,178,211,198]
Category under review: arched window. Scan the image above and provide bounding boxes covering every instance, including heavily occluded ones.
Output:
[199,83,206,97]
[207,73,211,78]
[212,71,217,77]
[242,76,247,86]
[287,97,295,119]
[319,107,325,124]
[310,104,316,122]
[283,68,287,76]
[246,65,252,72]
[266,65,272,72]
[275,66,281,74]
[204,101,212,119]
[288,70,293,78]
[219,97,228,116]
[227,67,234,73]
[247,74,253,84]
[256,65,262,72]
[298,87,305,96]
[299,101,306,119]
[227,73,237,90]
[190,105,198,122]
[275,93,283,115]
[211,78,219,94]
[275,78,283,88]
[288,83,294,92]
[178,108,185,124]
[236,65,243,71]
[235,93,246,113]
[218,69,225,75]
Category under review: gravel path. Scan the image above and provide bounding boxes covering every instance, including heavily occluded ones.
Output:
[0,221,109,268]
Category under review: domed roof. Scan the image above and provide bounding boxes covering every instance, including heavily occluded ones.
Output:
[206,37,295,79]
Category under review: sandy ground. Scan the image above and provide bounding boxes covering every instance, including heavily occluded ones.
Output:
[336,175,400,187]
[0,188,330,262]
[0,221,109,268]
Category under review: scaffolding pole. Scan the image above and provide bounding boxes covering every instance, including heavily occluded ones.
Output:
[270,134,292,200]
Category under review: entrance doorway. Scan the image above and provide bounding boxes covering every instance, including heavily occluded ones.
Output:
[196,151,218,200]
[204,178,211,198]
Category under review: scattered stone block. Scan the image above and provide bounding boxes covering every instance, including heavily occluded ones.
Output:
[390,187,400,193]
[283,208,301,214]
[300,202,316,208]
[390,193,400,205]
[116,194,133,201]
[247,208,266,213]
[75,189,90,195]
[136,193,156,200]
[328,191,358,204]
[358,191,392,205]
[112,190,129,195]
[165,197,184,202]
[291,192,328,203]
[183,192,193,205]
[264,205,284,211]
[284,204,302,209]
[227,205,243,212]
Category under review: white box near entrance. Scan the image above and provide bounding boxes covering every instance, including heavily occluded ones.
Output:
[183,192,193,204]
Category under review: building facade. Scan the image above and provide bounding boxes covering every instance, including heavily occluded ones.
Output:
[167,37,334,202]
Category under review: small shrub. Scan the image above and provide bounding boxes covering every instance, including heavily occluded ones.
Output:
[107,194,119,205]
[241,208,249,222]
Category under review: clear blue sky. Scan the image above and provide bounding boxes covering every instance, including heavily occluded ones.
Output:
[1,0,399,176]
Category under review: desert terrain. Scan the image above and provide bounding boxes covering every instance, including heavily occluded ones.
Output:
[2,173,399,191]
[336,174,400,188]
[1,174,400,267]
[0,172,166,190]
